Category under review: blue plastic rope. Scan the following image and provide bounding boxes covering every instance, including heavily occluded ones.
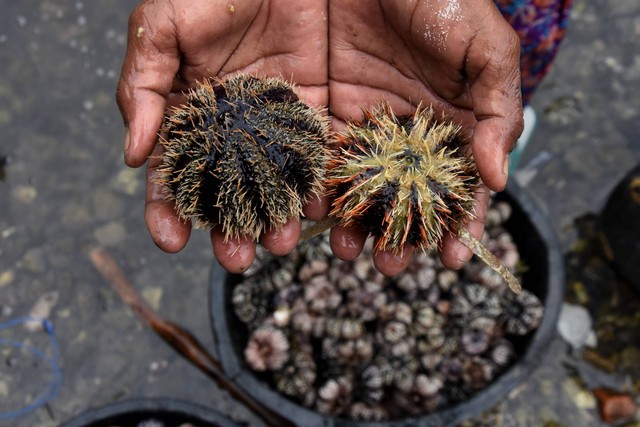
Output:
[0,316,63,420]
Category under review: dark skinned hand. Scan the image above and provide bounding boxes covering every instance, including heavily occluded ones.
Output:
[116,0,329,274]
[327,0,523,275]
[116,0,523,276]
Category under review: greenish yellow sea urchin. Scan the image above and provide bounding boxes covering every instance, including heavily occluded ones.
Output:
[327,104,477,253]
[156,75,330,241]
[307,103,521,293]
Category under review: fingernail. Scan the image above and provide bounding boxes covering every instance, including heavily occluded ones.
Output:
[503,155,510,180]
[124,129,131,154]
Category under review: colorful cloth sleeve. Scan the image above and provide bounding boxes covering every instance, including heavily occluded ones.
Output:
[495,0,574,105]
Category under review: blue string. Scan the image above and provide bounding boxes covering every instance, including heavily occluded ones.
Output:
[0,316,63,420]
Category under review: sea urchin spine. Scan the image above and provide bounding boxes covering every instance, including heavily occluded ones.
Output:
[157,75,330,241]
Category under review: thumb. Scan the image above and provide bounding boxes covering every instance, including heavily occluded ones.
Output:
[116,2,180,168]
[465,14,523,191]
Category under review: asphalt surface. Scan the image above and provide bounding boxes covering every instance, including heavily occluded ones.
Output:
[0,1,638,426]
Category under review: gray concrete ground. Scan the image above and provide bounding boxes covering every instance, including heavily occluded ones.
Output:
[0,1,638,426]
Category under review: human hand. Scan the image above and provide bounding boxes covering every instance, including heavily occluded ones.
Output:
[116,0,328,273]
[327,0,524,276]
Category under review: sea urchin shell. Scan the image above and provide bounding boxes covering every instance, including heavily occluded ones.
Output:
[157,75,330,240]
[325,103,478,253]
[244,326,290,371]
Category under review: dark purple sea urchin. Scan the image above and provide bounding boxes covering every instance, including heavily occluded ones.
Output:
[157,75,330,240]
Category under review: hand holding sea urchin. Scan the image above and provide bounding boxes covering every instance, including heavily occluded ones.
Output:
[308,103,521,293]
[156,75,330,241]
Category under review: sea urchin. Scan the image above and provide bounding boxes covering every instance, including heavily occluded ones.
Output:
[326,103,477,253]
[308,103,521,293]
[156,75,330,240]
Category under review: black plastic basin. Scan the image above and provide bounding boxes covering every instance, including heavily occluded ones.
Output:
[209,180,564,427]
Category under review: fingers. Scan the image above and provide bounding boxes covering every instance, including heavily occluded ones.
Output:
[330,225,368,261]
[465,11,523,191]
[439,185,491,269]
[144,145,191,253]
[329,224,415,276]
[211,228,257,274]
[373,246,415,277]
[302,194,331,221]
[261,220,301,256]
[213,218,302,274]
[116,1,180,168]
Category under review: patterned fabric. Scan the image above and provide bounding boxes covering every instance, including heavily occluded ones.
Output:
[495,0,574,105]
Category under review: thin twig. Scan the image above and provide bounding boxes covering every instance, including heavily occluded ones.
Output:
[88,246,294,427]
[300,215,340,241]
[456,227,522,294]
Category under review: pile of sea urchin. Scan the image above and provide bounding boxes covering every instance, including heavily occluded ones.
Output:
[232,198,543,421]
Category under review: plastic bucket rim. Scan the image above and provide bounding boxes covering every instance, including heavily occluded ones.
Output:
[58,396,240,427]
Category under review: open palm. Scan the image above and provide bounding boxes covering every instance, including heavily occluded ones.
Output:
[327,0,524,275]
[116,0,328,273]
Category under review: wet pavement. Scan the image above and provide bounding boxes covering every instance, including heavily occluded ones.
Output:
[0,1,638,426]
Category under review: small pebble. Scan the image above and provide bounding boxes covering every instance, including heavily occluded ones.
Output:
[142,287,163,311]
[114,168,141,195]
[557,303,595,350]
[574,389,597,409]
[0,380,9,398]
[94,222,127,246]
[13,185,37,203]
[0,270,15,288]
[593,387,637,424]
[22,247,47,272]
[24,291,59,332]
[1,305,13,317]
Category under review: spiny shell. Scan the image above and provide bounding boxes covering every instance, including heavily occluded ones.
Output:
[157,75,330,240]
[325,103,478,253]
[317,376,353,415]
[502,288,544,335]
[348,402,387,421]
[244,326,290,371]
[274,349,317,397]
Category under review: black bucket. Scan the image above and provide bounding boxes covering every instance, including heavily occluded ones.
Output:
[209,180,564,427]
[600,163,640,292]
[59,397,239,427]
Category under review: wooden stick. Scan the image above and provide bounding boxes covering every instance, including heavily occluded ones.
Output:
[88,246,294,427]
[300,215,340,241]
[456,227,522,294]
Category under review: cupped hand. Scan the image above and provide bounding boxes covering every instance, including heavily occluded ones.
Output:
[116,0,328,273]
[327,0,524,275]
